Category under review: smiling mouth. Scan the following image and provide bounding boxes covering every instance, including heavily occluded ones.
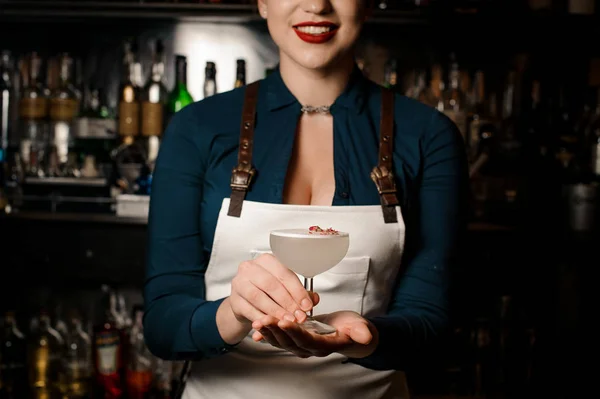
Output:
[294,25,337,36]
[293,25,338,35]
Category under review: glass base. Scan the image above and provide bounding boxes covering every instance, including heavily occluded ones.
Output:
[301,316,337,335]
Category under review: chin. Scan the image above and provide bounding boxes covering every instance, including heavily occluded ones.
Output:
[284,45,353,72]
[294,53,341,71]
[271,27,357,72]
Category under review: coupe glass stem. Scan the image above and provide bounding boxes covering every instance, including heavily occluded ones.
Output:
[303,277,313,317]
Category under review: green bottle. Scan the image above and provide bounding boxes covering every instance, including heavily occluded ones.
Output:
[167,55,194,120]
[383,58,399,92]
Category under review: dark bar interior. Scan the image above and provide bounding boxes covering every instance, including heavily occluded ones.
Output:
[0,1,596,398]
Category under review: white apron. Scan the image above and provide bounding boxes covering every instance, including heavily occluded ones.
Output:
[182,198,409,399]
[182,82,408,398]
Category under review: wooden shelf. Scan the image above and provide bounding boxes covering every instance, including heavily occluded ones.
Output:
[1,209,516,232]
[1,0,598,41]
[1,210,147,225]
[0,1,428,24]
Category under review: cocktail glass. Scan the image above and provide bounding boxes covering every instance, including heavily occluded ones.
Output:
[269,228,349,334]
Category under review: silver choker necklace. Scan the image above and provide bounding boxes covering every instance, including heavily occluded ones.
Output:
[301,104,331,114]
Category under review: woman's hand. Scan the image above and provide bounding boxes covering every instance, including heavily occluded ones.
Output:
[251,311,379,359]
[229,253,316,325]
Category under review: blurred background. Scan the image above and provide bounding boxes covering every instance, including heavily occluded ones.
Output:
[0,1,595,398]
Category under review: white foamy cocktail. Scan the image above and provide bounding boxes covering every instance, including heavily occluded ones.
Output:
[270,227,349,334]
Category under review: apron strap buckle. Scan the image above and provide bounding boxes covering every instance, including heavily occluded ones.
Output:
[230,163,256,191]
[371,166,398,203]
[371,166,399,223]
[228,164,256,217]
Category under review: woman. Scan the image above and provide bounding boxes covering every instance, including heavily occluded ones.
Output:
[143,0,468,398]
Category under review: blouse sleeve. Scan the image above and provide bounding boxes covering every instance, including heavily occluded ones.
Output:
[349,110,469,371]
[142,107,230,360]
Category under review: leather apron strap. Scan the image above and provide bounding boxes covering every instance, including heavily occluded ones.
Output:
[370,88,399,224]
[228,81,260,217]
[228,84,399,223]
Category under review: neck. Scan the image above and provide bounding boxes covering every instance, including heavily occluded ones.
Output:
[279,54,356,107]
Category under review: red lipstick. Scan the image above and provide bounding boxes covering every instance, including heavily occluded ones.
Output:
[293,21,339,44]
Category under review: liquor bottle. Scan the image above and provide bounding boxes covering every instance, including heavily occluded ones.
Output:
[140,39,168,170]
[405,69,435,107]
[61,312,92,399]
[125,306,153,399]
[18,52,48,178]
[234,59,246,88]
[151,358,173,399]
[49,53,80,175]
[92,286,126,399]
[0,158,7,212]
[467,70,494,162]
[0,311,28,399]
[118,40,141,138]
[166,55,194,119]
[203,62,217,98]
[442,53,468,140]
[141,39,168,138]
[553,84,578,172]
[27,310,64,399]
[0,51,12,211]
[110,134,147,195]
[74,87,117,167]
[4,152,24,211]
[383,58,399,91]
[1,51,14,165]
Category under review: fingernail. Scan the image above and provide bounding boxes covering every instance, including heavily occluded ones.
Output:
[301,298,312,311]
[295,310,306,321]
[284,314,296,322]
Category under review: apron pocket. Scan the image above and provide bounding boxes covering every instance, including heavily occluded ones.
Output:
[314,256,370,316]
[250,250,371,317]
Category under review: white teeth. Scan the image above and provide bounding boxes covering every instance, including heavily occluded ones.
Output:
[296,26,332,35]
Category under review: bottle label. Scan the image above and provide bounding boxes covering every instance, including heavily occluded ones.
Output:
[19,97,48,119]
[50,98,79,122]
[119,101,140,136]
[141,102,164,136]
[64,358,90,397]
[65,358,90,380]
[95,331,120,375]
[75,117,117,138]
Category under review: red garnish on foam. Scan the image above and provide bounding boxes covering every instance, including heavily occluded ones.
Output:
[308,226,339,235]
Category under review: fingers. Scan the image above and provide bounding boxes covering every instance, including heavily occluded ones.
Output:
[255,254,314,312]
[253,318,312,358]
[248,264,303,320]
[277,320,341,358]
[252,330,264,342]
[231,254,321,325]
[228,295,266,323]
[237,278,297,322]
[231,260,297,323]
[348,323,373,345]
[310,291,320,306]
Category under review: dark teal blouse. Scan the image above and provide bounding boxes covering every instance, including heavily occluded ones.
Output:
[143,66,469,371]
